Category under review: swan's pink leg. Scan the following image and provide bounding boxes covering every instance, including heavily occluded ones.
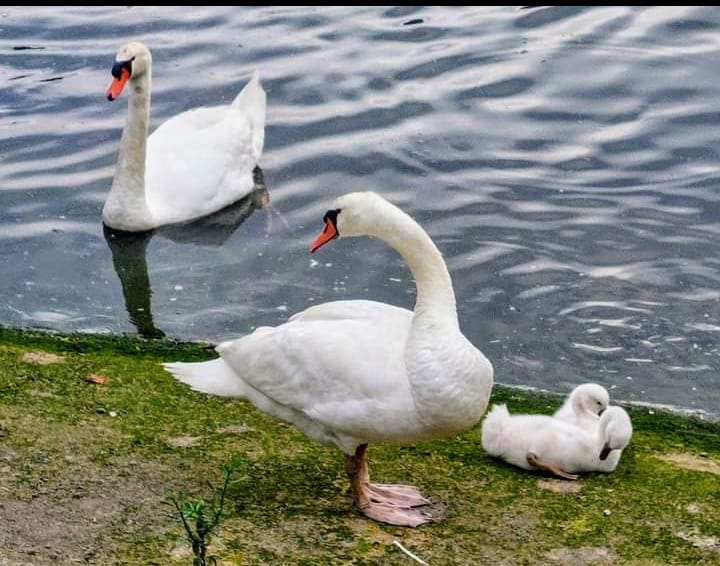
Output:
[527,451,580,481]
[345,444,437,527]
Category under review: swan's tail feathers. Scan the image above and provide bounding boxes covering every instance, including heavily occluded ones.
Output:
[233,70,266,161]
[163,357,247,398]
[480,404,510,456]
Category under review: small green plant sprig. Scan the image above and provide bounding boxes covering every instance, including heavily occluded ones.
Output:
[167,456,244,566]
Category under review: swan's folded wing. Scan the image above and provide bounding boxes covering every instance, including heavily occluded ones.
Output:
[288,299,411,323]
[552,400,573,422]
[145,106,257,225]
[216,301,416,437]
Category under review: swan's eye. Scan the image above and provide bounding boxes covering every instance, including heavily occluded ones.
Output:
[111,58,134,79]
[322,209,341,226]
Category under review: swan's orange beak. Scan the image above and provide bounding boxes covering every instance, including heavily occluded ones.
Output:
[106,68,130,101]
[309,217,338,253]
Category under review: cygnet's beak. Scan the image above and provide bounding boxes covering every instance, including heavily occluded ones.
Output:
[599,443,612,461]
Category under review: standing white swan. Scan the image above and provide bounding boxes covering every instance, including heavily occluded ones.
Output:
[164,191,494,526]
[553,383,609,433]
[103,41,266,232]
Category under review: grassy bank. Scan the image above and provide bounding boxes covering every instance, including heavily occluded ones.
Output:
[0,328,718,565]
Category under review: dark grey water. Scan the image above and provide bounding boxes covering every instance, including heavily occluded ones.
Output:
[2,6,720,417]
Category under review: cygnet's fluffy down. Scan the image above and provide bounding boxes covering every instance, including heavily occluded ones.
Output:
[481,404,632,480]
[553,383,609,433]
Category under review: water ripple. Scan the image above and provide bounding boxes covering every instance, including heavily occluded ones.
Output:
[1,6,720,416]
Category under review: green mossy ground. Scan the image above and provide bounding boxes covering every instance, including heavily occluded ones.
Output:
[0,328,718,565]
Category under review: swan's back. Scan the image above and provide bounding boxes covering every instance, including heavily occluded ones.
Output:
[145,106,256,225]
[144,74,266,226]
[289,299,412,324]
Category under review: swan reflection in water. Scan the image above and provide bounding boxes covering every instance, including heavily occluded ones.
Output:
[104,167,284,338]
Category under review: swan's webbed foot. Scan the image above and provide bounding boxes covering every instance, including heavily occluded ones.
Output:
[345,444,438,527]
[263,203,291,233]
[527,451,579,481]
[359,499,437,527]
[366,482,432,507]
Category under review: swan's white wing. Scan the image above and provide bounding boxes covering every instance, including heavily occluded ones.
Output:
[216,300,423,440]
[144,105,258,226]
[288,299,410,323]
[552,400,575,423]
[553,400,601,433]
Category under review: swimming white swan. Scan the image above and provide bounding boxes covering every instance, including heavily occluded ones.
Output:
[103,41,266,232]
[553,383,609,433]
[481,404,632,479]
[164,191,494,526]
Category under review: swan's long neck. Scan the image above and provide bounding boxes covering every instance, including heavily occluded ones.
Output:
[594,413,618,467]
[596,413,611,447]
[571,392,586,416]
[104,70,154,229]
[368,200,489,433]
[381,211,458,331]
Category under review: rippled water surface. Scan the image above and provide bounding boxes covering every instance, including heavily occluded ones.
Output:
[2,6,720,416]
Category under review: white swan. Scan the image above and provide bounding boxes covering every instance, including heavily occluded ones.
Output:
[553,383,609,433]
[481,404,632,480]
[164,191,494,526]
[103,41,266,232]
